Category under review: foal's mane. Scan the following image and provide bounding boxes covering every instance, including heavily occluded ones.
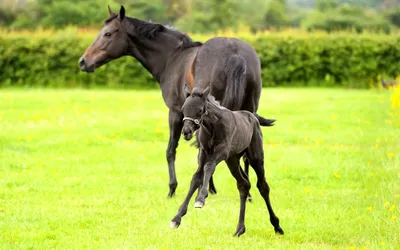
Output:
[105,14,202,50]
[191,88,228,111]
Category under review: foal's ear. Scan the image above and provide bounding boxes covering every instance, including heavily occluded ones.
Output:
[183,84,191,98]
[202,85,211,99]
[108,5,115,16]
[119,5,125,20]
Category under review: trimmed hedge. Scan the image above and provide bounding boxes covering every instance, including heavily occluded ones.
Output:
[1,30,399,88]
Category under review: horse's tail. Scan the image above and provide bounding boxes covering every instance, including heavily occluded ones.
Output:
[255,114,276,127]
[224,54,246,111]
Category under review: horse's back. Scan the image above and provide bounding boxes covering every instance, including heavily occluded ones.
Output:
[193,37,262,111]
[196,37,259,70]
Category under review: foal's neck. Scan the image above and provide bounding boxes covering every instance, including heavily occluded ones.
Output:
[201,101,225,132]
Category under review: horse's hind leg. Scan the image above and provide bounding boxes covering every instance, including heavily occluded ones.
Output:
[226,156,250,237]
[166,110,183,198]
[247,133,284,235]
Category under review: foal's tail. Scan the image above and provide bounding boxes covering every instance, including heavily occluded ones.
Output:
[255,114,276,127]
[224,54,246,111]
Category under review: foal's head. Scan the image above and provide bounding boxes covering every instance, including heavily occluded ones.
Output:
[181,85,211,141]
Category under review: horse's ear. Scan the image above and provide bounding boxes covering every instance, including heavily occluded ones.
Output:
[202,85,211,99]
[108,5,115,16]
[119,5,125,20]
[183,84,191,98]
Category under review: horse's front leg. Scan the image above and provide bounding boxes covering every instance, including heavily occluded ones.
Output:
[194,145,228,208]
[166,110,183,198]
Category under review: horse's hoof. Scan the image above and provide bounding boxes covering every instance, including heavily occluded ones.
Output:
[209,187,217,195]
[275,227,284,235]
[170,221,180,229]
[233,225,246,237]
[194,201,204,208]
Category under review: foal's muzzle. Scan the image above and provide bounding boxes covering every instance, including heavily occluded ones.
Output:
[182,119,200,141]
[182,128,193,141]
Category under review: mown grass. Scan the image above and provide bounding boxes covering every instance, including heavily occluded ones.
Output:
[0,88,399,249]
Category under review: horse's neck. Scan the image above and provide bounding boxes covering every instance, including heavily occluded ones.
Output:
[127,33,195,83]
[126,37,168,82]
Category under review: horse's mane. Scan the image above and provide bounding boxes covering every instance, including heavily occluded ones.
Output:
[106,14,202,50]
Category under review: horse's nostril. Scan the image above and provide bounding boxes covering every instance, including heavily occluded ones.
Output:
[79,57,85,67]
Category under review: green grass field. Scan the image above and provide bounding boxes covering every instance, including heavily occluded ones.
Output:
[0,88,399,249]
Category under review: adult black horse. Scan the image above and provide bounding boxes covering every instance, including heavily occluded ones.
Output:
[78,5,275,198]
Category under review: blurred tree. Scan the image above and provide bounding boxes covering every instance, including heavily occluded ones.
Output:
[383,6,400,27]
[378,0,400,9]
[36,0,112,28]
[114,0,168,23]
[316,0,339,11]
[0,8,16,26]
[302,1,392,32]
[173,0,242,33]
[163,0,192,22]
[264,0,288,29]
[237,0,271,32]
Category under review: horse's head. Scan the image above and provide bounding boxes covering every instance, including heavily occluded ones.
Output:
[79,6,129,72]
[181,85,210,141]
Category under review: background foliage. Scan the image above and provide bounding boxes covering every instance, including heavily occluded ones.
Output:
[1,0,400,33]
[0,0,399,88]
[1,29,399,88]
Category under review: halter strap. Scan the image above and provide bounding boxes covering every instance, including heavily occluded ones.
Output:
[182,117,200,125]
[182,110,208,125]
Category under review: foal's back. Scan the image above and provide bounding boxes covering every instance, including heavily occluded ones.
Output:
[223,109,261,155]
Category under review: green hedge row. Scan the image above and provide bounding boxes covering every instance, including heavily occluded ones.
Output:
[1,31,399,88]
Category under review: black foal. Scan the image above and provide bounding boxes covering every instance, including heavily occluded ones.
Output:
[170,85,284,237]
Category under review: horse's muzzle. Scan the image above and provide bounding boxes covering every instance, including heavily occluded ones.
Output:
[78,57,95,72]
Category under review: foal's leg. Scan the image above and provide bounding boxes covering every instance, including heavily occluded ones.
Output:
[194,146,228,208]
[209,176,217,194]
[226,157,250,237]
[170,149,206,228]
[194,159,218,208]
[247,138,284,235]
[242,155,253,202]
[166,110,183,198]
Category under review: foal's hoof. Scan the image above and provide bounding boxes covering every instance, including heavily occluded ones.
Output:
[167,189,176,198]
[246,195,253,203]
[209,187,217,195]
[170,221,180,229]
[233,225,246,237]
[275,227,284,235]
[194,201,204,208]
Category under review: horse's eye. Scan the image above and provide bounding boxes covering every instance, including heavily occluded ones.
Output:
[105,32,112,37]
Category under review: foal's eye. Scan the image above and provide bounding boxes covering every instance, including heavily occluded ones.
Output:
[104,32,112,37]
